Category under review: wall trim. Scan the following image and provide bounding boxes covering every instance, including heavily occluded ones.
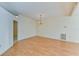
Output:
[0,44,13,56]
[38,35,79,44]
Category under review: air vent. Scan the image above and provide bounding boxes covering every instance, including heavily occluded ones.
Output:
[61,33,66,40]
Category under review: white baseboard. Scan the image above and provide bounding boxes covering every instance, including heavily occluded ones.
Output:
[1,35,79,56]
[0,35,36,56]
[38,35,79,43]
[0,44,13,56]
[18,35,37,41]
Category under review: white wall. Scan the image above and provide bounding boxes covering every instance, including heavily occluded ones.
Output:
[37,16,79,43]
[15,15,36,40]
[66,16,79,42]
[72,3,79,16]
[37,3,79,43]
[37,17,67,39]
[0,7,36,55]
[0,7,14,55]
[0,3,79,55]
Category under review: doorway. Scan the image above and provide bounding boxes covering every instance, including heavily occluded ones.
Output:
[13,20,18,43]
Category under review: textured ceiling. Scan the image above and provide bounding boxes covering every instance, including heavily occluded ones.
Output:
[0,2,77,20]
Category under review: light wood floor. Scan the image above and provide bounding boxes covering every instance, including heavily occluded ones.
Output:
[2,36,79,56]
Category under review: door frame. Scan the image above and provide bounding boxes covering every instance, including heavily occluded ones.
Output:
[13,20,18,44]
